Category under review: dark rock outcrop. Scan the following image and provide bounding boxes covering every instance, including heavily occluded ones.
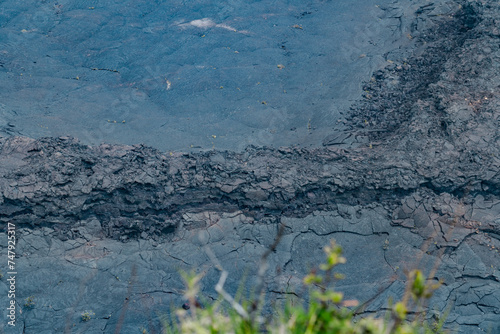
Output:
[1,0,500,333]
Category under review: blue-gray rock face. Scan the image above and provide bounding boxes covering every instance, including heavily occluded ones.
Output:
[0,0,469,152]
[1,1,500,333]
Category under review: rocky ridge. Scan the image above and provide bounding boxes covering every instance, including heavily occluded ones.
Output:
[1,0,500,333]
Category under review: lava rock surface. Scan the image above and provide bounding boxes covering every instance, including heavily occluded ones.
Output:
[1,0,500,333]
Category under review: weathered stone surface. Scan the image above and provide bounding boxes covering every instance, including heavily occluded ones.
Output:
[1,0,500,333]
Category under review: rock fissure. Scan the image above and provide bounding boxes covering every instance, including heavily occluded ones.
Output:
[1,1,499,333]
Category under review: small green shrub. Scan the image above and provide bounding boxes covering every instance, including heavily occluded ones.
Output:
[24,296,35,308]
[169,239,448,334]
[81,310,95,322]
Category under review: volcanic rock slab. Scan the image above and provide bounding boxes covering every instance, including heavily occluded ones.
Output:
[1,0,500,333]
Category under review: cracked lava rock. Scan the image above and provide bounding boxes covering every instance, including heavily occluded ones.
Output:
[1,0,500,333]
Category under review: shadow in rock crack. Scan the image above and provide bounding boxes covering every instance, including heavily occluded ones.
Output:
[2,1,500,333]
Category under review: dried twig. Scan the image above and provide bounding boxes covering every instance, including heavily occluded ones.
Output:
[203,217,287,326]
[251,220,286,324]
[204,246,250,319]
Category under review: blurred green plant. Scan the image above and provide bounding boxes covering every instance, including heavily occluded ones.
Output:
[81,310,95,322]
[166,240,449,334]
[24,296,35,308]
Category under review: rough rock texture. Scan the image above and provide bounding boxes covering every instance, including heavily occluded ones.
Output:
[1,0,500,333]
[0,0,455,152]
